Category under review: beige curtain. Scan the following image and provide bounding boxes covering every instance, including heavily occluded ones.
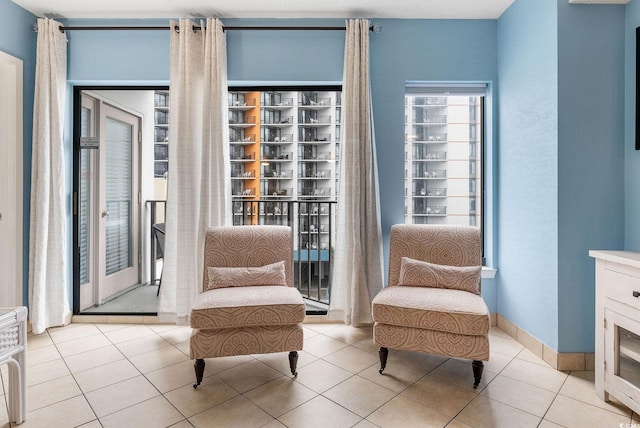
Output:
[29,18,71,334]
[328,19,384,326]
[159,18,231,323]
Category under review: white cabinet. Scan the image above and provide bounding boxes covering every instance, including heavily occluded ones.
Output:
[590,250,640,414]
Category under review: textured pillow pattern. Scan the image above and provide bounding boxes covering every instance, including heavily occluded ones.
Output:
[388,225,480,286]
[203,226,293,289]
[207,261,286,290]
[398,257,481,294]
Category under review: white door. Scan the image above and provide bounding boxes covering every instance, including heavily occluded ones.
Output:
[98,104,141,303]
[0,51,23,307]
[78,96,141,308]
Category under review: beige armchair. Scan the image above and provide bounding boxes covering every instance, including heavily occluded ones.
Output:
[372,224,490,388]
[190,225,305,388]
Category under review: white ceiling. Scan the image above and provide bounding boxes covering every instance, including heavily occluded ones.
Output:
[11,0,519,20]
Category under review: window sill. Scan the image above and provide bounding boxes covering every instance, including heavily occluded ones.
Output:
[482,266,497,279]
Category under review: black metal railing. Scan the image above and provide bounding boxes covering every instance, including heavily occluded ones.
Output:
[232,199,336,307]
[146,200,166,286]
[146,199,335,309]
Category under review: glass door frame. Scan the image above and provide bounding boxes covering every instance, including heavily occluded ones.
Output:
[72,85,166,315]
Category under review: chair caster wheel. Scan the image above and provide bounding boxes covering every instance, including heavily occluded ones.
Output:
[193,383,199,389]
[379,368,384,374]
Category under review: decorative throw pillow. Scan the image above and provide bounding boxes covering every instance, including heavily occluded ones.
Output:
[207,261,286,290]
[398,257,481,294]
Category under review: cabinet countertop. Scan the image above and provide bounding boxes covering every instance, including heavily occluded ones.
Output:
[589,250,640,269]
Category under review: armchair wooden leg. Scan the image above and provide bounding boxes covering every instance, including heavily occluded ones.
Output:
[193,359,205,388]
[378,347,388,374]
[289,351,299,377]
[472,360,484,388]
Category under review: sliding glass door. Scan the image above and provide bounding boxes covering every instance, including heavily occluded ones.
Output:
[77,93,141,310]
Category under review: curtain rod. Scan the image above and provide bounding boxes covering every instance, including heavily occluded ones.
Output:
[39,24,382,33]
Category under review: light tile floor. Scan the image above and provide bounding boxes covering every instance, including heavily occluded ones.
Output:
[1,322,638,427]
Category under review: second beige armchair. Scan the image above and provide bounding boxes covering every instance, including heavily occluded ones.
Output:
[189,226,305,388]
[372,224,490,388]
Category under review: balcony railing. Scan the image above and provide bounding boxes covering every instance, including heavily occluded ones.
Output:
[262,134,293,143]
[148,199,335,311]
[262,115,293,125]
[146,200,167,287]
[232,199,335,309]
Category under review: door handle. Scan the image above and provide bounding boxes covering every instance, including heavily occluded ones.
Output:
[101,210,110,218]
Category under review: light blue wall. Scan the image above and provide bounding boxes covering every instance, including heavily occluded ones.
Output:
[225,18,345,82]
[0,0,36,306]
[65,19,170,84]
[557,1,624,352]
[368,19,498,233]
[626,1,640,251]
[65,18,346,84]
[368,19,498,308]
[497,0,625,353]
[62,17,499,312]
[497,0,559,349]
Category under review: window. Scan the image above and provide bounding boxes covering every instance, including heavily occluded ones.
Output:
[228,87,342,309]
[404,83,485,232]
[153,90,169,178]
[227,87,341,208]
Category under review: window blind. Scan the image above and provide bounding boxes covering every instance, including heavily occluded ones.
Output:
[405,82,487,96]
[105,117,133,276]
[79,107,91,284]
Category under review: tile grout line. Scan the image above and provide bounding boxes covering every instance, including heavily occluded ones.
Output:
[18,324,639,428]
[541,369,636,425]
[100,323,191,424]
[44,323,185,425]
[45,326,102,425]
[536,370,573,427]
[443,349,514,427]
[275,331,370,426]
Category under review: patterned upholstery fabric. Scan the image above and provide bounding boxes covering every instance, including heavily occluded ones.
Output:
[207,261,287,290]
[202,226,294,289]
[191,286,305,329]
[372,224,489,364]
[373,323,489,360]
[388,224,481,287]
[372,286,489,335]
[190,325,303,359]
[398,257,481,294]
[190,226,304,361]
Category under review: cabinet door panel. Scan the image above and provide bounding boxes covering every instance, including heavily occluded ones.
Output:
[604,308,640,412]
